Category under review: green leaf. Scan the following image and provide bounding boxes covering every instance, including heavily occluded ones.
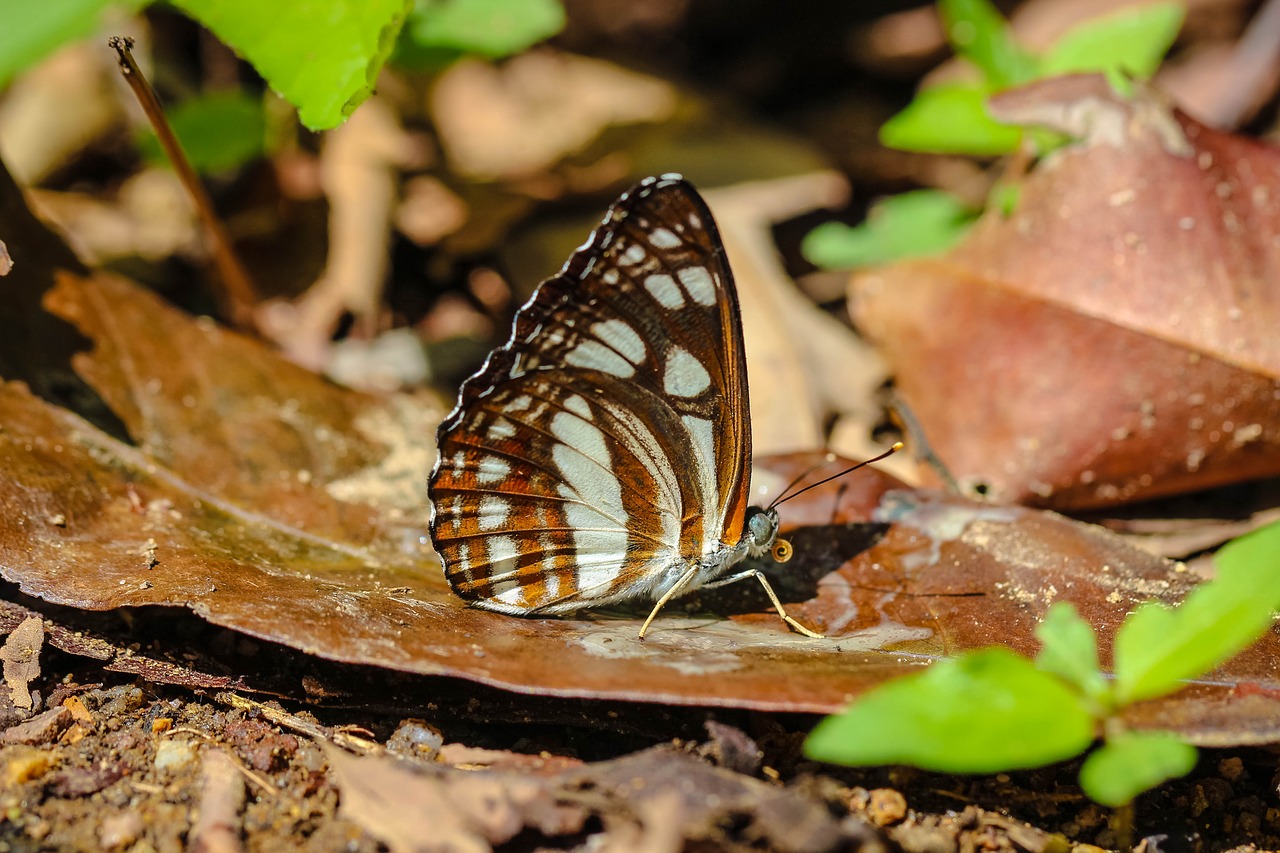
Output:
[988,182,1021,217]
[168,0,412,130]
[137,91,266,173]
[1041,3,1184,81]
[880,84,1024,156]
[400,0,564,60]
[1114,521,1280,705]
[1078,731,1196,807]
[0,0,144,88]
[1034,603,1110,710]
[805,648,1096,774]
[802,190,975,269]
[938,0,1038,88]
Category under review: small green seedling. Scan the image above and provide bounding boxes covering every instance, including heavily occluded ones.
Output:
[395,0,567,70]
[137,91,268,174]
[881,0,1185,156]
[801,190,977,270]
[803,0,1185,271]
[805,520,1280,810]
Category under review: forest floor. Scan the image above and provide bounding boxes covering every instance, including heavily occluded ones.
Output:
[2,600,1278,852]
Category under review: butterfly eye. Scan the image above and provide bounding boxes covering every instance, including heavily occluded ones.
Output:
[771,538,793,563]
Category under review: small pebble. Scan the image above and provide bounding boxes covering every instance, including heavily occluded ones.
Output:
[1,707,71,746]
[25,818,52,840]
[1199,777,1233,811]
[387,719,444,760]
[154,738,197,772]
[99,811,143,850]
[2,746,56,785]
[866,788,908,826]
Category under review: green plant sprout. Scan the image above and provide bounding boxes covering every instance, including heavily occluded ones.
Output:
[802,190,977,269]
[805,520,1280,813]
[395,0,565,69]
[135,91,267,174]
[803,0,1184,271]
[882,0,1184,156]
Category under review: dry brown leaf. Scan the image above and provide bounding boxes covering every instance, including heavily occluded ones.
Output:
[1,706,70,746]
[2,616,43,711]
[9,337,1245,726]
[327,743,860,853]
[430,51,676,181]
[559,747,854,853]
[395,175,468,246]
[852,75,1280,509]
[28,170,200,266]
[436,743,583,774]
[0,41,124,185]
[326,742,584,853]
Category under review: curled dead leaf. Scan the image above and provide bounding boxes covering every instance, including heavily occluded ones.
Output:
[327,742,864,853]
[430,51,676,181]
[326,741,585,853]
[2,616,44,711]
[852,75,1280,509]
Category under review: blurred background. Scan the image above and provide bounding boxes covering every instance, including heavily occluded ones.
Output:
[2,0,1277,495]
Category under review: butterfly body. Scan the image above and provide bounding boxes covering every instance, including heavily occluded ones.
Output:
[428,175,816,637]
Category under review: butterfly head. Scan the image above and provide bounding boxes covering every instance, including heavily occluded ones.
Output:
[744,506,791,563]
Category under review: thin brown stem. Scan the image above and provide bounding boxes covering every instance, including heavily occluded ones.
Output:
[108,36,259,329]
[1112,800,1135,853]
[889,394,960,494]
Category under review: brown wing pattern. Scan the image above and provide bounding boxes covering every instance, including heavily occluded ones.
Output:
[428,175,752,613]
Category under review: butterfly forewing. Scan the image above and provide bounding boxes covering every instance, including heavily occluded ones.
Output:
[429,175,752,613]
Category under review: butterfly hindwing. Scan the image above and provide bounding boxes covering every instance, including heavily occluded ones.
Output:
[429,175,753,613]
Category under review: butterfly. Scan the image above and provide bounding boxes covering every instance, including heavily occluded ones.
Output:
[428,174,825,639]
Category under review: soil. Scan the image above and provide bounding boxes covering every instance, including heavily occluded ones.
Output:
[2,600,1277,853]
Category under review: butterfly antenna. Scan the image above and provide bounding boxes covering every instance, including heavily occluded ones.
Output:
[770,442,904,510]
[767,455,839,511]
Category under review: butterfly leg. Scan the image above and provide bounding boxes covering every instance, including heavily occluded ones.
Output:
[638,564,702,640]
[700,570,825,639]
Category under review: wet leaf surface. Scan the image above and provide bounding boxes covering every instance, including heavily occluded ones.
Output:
[3,158,1280,744]
[851,75,1280,509]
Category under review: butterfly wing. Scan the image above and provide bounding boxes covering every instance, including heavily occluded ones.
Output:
[429,175,753,614]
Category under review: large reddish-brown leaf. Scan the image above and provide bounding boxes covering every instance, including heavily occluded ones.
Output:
[851,75,1280,510]
[4,158,1280,743]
